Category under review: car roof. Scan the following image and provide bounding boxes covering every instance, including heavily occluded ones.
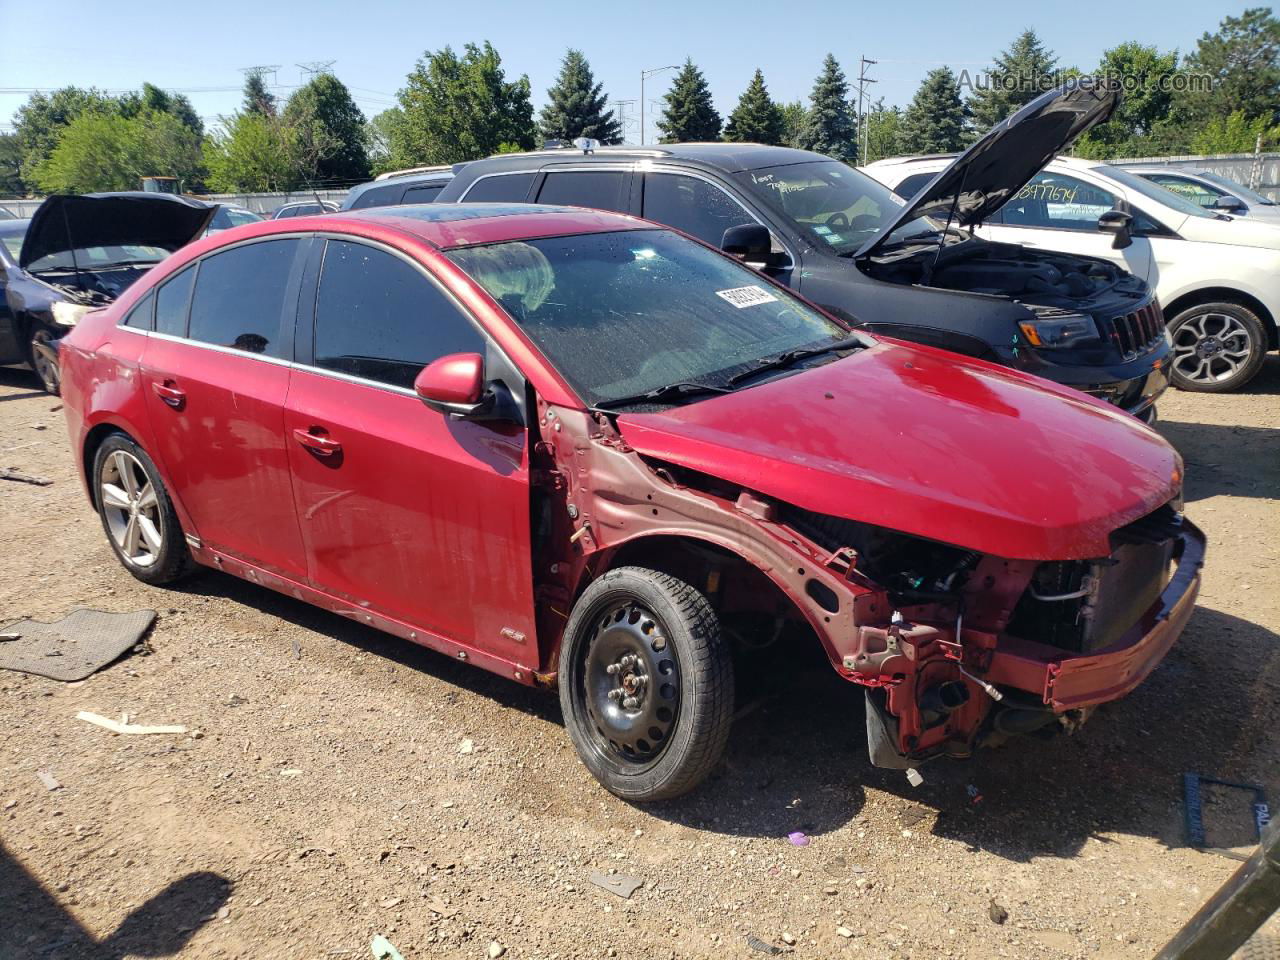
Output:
[454,142,831,178]
[344,169,454,205]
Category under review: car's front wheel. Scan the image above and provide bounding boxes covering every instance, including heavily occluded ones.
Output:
[559,566,734,802]
[1167,302,1268,392]
[26,323,60,395]
[92,434,192,585]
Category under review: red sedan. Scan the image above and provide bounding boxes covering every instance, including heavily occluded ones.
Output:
[59,204,1203,801]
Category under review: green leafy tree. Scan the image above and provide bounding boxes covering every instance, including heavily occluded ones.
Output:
[899,67,966,154]
[966,29,1058,132]
[1075,44,1180,158]
[724,69,785,145]
[1185,7,1280,124]
[283,73,370,184]
[1191,109,1280,153]
[0,134,24,195]
[33,110,203,193]
[367,108,401,174]
[13,86,116,186]
[243,73,278,117]
[390,42,536,166]
[862,99,903,163]
[539,49,621,145]
[779,100,809,148]
[657,59,721,143]
[117,82,203,137]
[797,54,857,163]
[204,112,295,192]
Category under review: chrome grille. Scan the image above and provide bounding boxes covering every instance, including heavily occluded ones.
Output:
[1108,301,1166,359]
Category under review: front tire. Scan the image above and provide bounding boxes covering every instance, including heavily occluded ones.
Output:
[26,323,60,395]
[92,434,192,585]
[559,566,733,802]
[1167,302,1268,392]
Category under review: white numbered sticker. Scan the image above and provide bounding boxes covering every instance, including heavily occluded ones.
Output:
[715,285,779,308]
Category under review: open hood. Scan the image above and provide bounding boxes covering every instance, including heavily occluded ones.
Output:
[21,192,215,270]
[616,339,1179,562]
[858,81,1120,259]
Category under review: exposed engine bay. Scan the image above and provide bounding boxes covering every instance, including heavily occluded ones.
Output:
[31,265,154,307]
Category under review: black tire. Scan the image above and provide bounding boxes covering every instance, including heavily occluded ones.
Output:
[558,566,733,802]
[91,434,192,585]
[25,322,60,396]
[1167,301,1268,393]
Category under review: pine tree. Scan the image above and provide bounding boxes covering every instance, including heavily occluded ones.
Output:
[539,49,621,145]
[1185,8,1280,124]
[724,69,785,145]
[657,59,721,143]
[797,54,857,163]
[899,68,966,154]
[243,73,277,117]
[965,29,1058,132]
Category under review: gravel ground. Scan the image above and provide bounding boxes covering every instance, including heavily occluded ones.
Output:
[1,358,1278,960]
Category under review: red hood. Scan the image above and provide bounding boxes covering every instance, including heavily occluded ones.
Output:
[616,341,1180,561]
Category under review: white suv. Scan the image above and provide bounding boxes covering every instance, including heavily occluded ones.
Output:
[863,154,1280,392]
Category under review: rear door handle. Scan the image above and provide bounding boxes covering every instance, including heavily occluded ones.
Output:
[293,427,342,457]
[151,380,186,409]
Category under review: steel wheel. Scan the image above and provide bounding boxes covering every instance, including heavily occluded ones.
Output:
[99,450,163,568]
[1170,311,1255,386]
[29,328,60,395]
[583,601,680,762]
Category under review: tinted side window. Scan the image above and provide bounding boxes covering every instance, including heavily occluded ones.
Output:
[999,172,1118,231]
[536,171,628,212]
[463,173,535,203]
[313,240,485,389]
[643,173,753,246]
[155,265,196,336]
[893,171,937,200]
[275,207,298,219]
[122,291,155,330]
[188,240,299,357]
[402,183,445,203]
[349,184,402,210]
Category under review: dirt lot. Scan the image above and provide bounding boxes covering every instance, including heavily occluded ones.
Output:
[1,358,1278,960]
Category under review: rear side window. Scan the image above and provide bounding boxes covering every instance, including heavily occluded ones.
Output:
[536,171,629,212]
[462,173,535,203]
[348,184,402,210]
[642,173,753,246]
[402,183,445,203]
[312,240,485,388]
[274,206,298,219]
[154,265,196,336]
[188,240,299,357]
[122,291,155,330]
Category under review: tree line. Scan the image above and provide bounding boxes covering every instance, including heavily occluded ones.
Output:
[2,6,1278,196]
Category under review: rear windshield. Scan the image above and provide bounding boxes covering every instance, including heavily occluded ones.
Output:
[447,228,849,406]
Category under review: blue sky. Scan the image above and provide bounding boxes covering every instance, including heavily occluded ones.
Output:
[0,0,1254,143]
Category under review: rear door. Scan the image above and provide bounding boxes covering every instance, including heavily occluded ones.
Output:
[141,237,311,580]
[284,237,536,662]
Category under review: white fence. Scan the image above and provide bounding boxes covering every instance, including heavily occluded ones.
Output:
[0,189,350,220]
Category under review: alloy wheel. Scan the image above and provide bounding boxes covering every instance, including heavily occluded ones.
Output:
[99,450,163,567]
[1170,311,1255,386]
[30,329,59,394]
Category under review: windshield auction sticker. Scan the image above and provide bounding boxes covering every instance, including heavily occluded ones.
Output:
[715,285,779,308]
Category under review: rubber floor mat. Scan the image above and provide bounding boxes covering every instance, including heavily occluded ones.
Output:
[0,609,155,681]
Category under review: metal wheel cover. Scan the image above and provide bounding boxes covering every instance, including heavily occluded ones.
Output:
[99,450,163,568]
[30,330,58,392]
[582,602,680,763]
[1171,312,1255,384]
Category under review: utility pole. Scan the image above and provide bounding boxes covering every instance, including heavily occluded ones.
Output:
[857,56,878,163]
[239,65,282,87]
[640,66,679,146]
[296,60,336,83]
[611,99,637,144]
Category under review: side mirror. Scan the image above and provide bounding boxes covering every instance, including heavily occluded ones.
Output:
[721,223,784,269]
[1213,194,1246,213]
[414,353,490,418]
[1097,209,1133,250]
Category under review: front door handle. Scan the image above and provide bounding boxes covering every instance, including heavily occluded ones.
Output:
[151,380,186,409]
[293,427,342,457]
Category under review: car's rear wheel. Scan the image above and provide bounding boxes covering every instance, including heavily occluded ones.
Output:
[93,435,192,585]
[559,566,733,802]
[26,323,60,395]
[1167,302,1268,392]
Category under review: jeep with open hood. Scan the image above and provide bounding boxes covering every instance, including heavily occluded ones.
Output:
[0,192,214,394]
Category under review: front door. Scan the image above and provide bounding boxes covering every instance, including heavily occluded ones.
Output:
[284,238,536,661]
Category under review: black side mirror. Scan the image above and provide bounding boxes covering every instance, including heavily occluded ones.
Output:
[721,223,779,268]
[1213,194,1246,213]
[1098,209,1134,250]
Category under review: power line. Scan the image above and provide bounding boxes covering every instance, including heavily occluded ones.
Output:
[296,61,337,84]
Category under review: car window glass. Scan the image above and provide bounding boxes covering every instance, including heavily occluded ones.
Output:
[643,173,753,247]
[154,264,196,336]
[893,171,937,200]
[313,240,485,389]
[537,171,628,213]
[187,240,298,356]
[1146,174,1220,208]
[998,172,1117,231]
[122,291,155,330]
[275,207,297,219]
[402,183,445,203]
[463,173,535,203]
[349,184,400,210]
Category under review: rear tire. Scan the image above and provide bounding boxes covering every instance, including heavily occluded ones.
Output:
[559,566,733,802]
[92,434,192,585]
[1167,302,1268,392]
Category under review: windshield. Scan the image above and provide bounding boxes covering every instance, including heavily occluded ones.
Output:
[1,231,23,261]
[447,229,850,406]
[736,161,933,256]
[1196,170,1276,206]
[26,244,169,273]
[1103,166,1217,220]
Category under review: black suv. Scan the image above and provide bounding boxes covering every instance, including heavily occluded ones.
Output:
[436,84,1171,419]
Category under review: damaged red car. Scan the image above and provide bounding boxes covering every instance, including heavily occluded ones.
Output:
[58,204,1204,801]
